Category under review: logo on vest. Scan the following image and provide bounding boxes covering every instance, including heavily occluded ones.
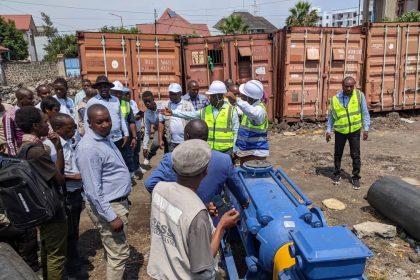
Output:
[152,218,176,247]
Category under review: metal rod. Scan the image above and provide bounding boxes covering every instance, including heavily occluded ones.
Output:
[250,38,254,79]
[380,25,388,111]
[403,26,410,108]
[136,36,142,98]
[301,29,307,120]
[273,168,312,206]
[315,30,323,119]
[121,36,128,86]
[415,31,420,108]
[101,35,108,76]
[155,36,160,100]
[205,40,210,87]
[393,26,400,110]
[344,30,349,78]
[327,31,334,104]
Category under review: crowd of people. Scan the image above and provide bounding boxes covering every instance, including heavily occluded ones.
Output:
[0,73,369,280]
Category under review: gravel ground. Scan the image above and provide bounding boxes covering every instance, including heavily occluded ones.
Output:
[78,113,420,280]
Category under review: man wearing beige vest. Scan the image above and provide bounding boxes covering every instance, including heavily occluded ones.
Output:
[147,139,240,279]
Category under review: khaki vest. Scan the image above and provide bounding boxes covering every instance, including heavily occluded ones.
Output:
[147,182,213,280]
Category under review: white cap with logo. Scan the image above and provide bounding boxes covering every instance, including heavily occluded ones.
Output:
[168,83,182,93]
[239,80,264,100]
[206,80,227,95]
[112,81,130,93]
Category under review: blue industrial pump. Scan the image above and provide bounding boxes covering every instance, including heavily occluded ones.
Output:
[220,161,373,280]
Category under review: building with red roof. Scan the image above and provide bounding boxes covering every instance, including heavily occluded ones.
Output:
[0,14,38,61]
[137,8,210,36]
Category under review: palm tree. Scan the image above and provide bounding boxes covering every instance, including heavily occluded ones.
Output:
[217,14,249,35]
[285,1,320,27]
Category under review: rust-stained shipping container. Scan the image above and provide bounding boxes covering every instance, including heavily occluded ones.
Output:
[182,34,275,120]
[364,22,420,112]
[277,27,366,121]
[77,32,182,105]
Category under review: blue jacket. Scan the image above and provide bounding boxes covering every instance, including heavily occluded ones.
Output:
[144,150,248,205]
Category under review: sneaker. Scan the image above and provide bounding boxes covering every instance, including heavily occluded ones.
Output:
[332,174,341,185]
[144,158,150,165]
[352,179,361,190]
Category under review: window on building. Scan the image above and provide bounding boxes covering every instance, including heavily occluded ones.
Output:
[353,12,357,17]
[208,49,223,65]
[326,23,329,27]
[353,20,356,25]
[326,15,329,19]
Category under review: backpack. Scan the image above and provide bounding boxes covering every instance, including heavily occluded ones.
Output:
[0,144,57,229]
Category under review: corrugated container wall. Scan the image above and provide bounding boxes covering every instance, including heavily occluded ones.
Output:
[364,23,420,111]
[182,34,275,121]
[277,27,365,121]
[77,32,182,106]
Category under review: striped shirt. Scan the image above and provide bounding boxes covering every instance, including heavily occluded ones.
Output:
[2,106,24,156]
[183,93,210,111]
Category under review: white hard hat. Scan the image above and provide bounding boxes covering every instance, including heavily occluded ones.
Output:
[206,80,227,95]
[239,80,264,100]
[112,81,127,92]
[168,83,182,93]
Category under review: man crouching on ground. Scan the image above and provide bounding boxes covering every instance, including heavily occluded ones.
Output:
[147,139,240,279]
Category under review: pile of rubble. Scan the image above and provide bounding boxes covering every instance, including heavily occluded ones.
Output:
[0,77,82,105]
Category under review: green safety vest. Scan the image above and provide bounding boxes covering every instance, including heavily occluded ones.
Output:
[120,100,130,119]
[330,89,362,134]
[200,104,234,152]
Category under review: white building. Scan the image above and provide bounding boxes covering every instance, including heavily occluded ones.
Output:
[318,5,374,27]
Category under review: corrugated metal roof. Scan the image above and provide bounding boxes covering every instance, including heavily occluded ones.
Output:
[0,14,34,31]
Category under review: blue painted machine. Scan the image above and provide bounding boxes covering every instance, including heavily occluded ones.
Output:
[221,161,373,280]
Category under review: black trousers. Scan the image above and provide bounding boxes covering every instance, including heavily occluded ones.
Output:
[334,130,361,180]
[65,189,83,275]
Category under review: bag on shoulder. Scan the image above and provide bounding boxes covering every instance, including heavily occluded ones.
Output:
[0,144,56,229]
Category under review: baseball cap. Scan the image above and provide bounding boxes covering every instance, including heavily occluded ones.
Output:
[206,80,227,95]
[239,80,264,100]
[172,139,212,177]
[168,83,182,93]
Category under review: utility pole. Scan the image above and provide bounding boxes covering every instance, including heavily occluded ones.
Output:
[109,13,124,28]
[154,9,158,35]
[362,0,370,24]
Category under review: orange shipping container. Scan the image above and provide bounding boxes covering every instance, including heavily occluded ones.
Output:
[364,22,420,112]
[277,27,365,121]
[77,32,182,106]
[182,34,275,121]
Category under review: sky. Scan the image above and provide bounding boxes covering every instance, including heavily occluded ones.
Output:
[0,0,362,34]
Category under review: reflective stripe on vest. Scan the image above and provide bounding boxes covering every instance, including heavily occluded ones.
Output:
[236,102,269,151]
[199,104,234,151]
[120,100,130,119]
[331,89,362,134]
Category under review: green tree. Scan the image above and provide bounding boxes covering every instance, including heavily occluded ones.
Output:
[396,10,420,22]
[285,1,320,27]
[41,12,78,61]
[100,26,138,34]
[43,34,78,61]
[216,14,249,35]
[0,17,28,60]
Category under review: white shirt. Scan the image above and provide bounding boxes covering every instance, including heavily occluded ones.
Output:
[129,100,142,132]
[53,95,76,119]
[235,98,269,157]
[159,99,193,144]
[61,137,82,192]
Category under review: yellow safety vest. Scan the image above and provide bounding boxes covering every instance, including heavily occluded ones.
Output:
[200,104,234,152]
[120,100,130,119]
[330,89,362,134]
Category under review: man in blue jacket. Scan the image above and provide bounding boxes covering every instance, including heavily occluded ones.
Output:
[144,119,249,211]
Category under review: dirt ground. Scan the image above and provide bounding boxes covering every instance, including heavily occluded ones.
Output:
[78,113,420,280]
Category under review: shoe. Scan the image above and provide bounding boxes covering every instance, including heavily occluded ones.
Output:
[332,174,341,185]
[144,158,150,165]
[352,179,360,190]
[138,166,147,174]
